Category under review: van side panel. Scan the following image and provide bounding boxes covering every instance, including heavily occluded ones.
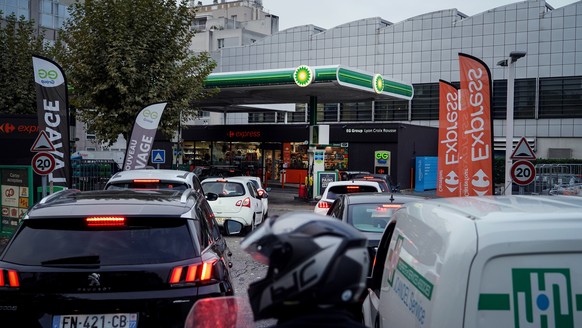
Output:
[379,203,478,327]
[466,220,582,328]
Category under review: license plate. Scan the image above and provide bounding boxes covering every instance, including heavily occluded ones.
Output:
[216,217,225,224]
[52,313,137,328]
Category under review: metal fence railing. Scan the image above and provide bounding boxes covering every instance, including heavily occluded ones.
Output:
[71,159,120,191]
[532,164,582,195]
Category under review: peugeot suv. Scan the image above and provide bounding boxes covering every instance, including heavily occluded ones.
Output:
[0,188,233,328]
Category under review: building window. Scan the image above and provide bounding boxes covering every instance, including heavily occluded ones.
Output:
[86,124,96,140]
[318,103,339,122]
[375,100,409,121]
[411,83,439,120]
[289,104,307,123]
[340,102,372,122]
[249,112,276,123]
[539,77,582,118]
[492,79,536,119]
[217,38,225,49]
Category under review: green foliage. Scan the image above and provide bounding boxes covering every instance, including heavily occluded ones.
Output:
[56,0,216,145]
[0,12,48,114]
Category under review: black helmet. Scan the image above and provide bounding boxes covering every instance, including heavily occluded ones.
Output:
[241,211,369,320]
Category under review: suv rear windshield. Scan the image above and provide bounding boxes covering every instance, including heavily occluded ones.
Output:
[202,182,245,197]
[106,181,189,190]
[2,217,196,266]
[327,185,379,200]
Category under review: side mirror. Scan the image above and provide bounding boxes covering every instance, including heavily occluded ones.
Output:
[223,219,243,235]
[205,192,219,201]
[315,195,322,201]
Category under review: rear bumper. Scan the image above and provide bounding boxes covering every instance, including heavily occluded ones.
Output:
[0,284,230,328]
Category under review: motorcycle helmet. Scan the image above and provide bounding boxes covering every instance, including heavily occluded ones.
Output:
[241,211,369,320]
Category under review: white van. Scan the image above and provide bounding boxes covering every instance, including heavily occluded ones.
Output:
[362,195,582,328]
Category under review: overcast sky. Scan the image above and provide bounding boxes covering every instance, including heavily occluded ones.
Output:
[261,0,580,30]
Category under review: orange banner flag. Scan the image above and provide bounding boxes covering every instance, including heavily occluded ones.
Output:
[437,80,461,197]
[458,53,494,196]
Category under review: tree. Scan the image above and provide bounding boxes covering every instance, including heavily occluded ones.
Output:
[57,0,216,145]
[0,12,48,114]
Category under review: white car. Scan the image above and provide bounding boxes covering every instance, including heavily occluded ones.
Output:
[104,169,203,193]
[201,177,264,233]
[314,180,382,215]
[231,176,270,218]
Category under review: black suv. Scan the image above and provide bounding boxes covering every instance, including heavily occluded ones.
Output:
[0,189,233,328]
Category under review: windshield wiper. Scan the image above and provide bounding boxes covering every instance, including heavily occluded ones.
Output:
[41,255,101,266]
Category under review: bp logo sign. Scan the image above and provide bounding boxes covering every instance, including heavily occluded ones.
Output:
[373,74,384,94]
[294,65,313,87]
[479,268,581,327]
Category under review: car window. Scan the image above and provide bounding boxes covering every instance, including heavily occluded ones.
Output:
[191,175,203,192]
[348,203,400,232]
[202,181,245,197]
[3,217,197,266]
[328,198,343,218]
[247,182,258,197]
[326,185,379,200]
[198,200,222,242]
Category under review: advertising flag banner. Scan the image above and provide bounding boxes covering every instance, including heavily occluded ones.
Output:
[123,102,167,171]
[32,55,71,188]
[437,80,461,197]
[458,53,494,196]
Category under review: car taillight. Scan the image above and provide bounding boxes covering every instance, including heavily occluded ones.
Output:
[346,186,360,190]
[0,269,20,287]
[235,197,251,208]
[380,204,402,209]
[169,259,217,285]
[133,179,160,183]
[86,216,126,227]
[317,201,330,209]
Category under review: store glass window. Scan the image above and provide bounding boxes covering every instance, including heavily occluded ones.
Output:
[324,146,348,170]
[289,144,308,169]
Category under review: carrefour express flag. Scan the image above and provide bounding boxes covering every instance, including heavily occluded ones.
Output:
[32,55,71,188]
[458,53,494,196]
[437,80,461,198]
[123,102,167,171]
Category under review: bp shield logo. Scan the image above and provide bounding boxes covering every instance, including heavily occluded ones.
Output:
[513,269,574,328]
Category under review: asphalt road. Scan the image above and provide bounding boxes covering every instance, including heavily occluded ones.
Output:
[225,186,313,327]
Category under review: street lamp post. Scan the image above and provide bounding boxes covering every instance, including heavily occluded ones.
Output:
[497,51,526,195]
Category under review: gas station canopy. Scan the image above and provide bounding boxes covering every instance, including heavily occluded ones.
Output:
[198,65,414,112]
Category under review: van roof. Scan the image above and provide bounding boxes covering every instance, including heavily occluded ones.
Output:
[416,195,582,222]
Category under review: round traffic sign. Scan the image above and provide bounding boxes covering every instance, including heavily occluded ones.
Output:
[32,152,56,175]
[511,160,536,186]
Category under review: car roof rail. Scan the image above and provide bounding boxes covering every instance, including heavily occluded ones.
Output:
[39,188,80,204]
[180,188,196,204]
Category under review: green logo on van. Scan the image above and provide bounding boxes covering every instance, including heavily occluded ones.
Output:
[478,268,582,327]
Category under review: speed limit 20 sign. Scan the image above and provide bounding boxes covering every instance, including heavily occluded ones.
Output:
[32,152,56,175]
[511,160,536,186]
